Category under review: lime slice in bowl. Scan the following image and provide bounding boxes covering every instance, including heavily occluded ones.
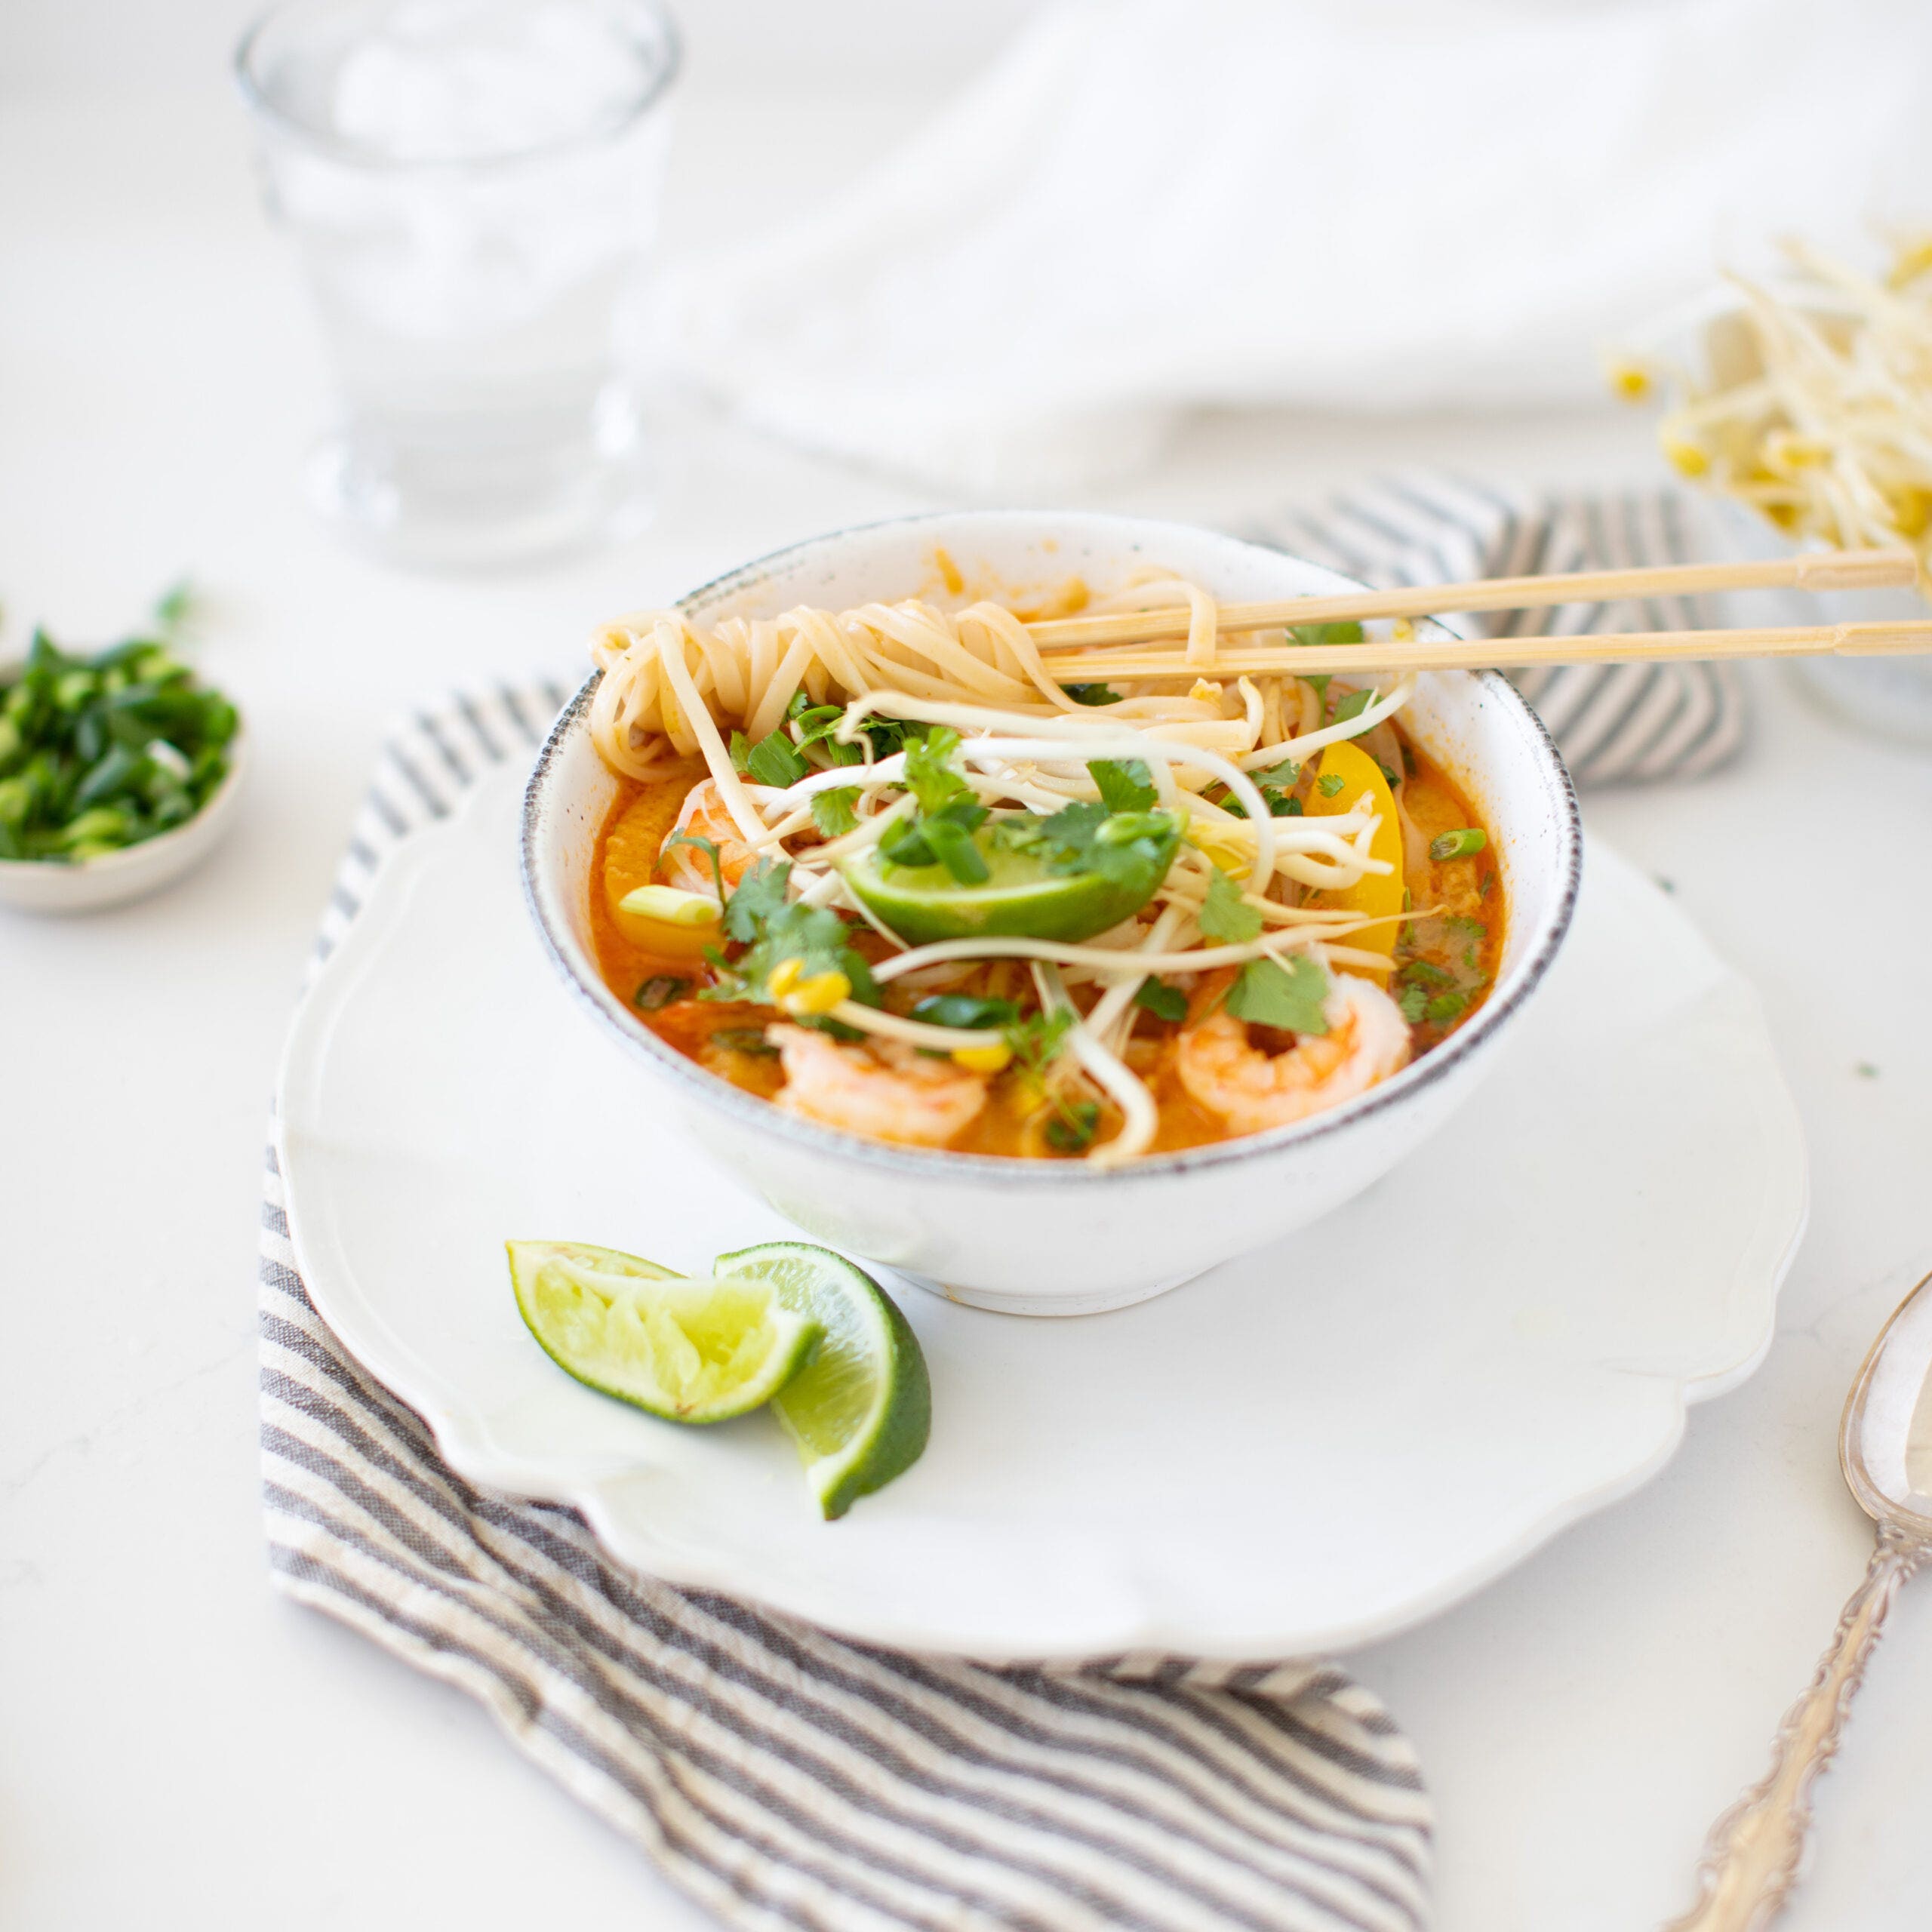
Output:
[713,1240,932,1518]
[838,817,1180,946]
[508,1239,821,1424]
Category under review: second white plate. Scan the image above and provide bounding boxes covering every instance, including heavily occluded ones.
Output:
[278,764,1805,1661]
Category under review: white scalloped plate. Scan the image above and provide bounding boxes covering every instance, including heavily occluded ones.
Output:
[276,763,1806,1660]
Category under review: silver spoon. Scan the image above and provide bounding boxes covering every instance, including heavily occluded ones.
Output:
[1663,1267,1932,1931]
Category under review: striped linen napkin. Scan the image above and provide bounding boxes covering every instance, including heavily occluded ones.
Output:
[257,481,1734,1932]
[1246,477,1746,786]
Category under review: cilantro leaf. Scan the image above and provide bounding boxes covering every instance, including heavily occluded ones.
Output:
[1089,758,1155,814]
[1044,1100,1100,1153]
[1134,978,1188,1023]
[1220,787,1303,820]
[1249,757,1299,787]
[1198,867,1263,943]
[880,795,989,873]
[705,865,880,1013]
[1225,955,1331,1033]
[1424,990,1467,1025]
[1004,1006,1075,1075]
[1303,673,1331,702]
[661,831,724,903]
[901,725,973,816]
[152,579,196,632]
[1316,772,1346,798]
[810,787,860,838]
[1329,688,1374,725]
[721,858,791,943]
[1060,683,1122,706]
[1396,957,1455,987]
[911,993,1020,1031]
[1398,984,1429,1023]
[745,729,809,789]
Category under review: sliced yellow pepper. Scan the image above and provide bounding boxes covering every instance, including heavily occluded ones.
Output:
[1304,738,1404,976]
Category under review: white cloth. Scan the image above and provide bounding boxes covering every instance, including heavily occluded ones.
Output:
[666,0,1932,493]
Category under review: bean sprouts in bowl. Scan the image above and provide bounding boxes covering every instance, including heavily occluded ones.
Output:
[522,512,1581,1316]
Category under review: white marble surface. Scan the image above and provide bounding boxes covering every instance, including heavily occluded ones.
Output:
[2,72,1930,1932]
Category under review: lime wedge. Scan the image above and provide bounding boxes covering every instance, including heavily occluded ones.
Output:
[713,1241,931,1518]
[840,821,1179,946]
[508,1239,821,1425]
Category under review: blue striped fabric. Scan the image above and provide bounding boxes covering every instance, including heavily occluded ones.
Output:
[1246,477,1747,786]
[262,682,1435,1932]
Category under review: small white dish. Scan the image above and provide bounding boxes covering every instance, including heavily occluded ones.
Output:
[0,731,248,915]
[275,759,1806,1660]
[521,512,1583,1315]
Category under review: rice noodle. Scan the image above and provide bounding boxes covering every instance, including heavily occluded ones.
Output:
[585,569,1447,1164]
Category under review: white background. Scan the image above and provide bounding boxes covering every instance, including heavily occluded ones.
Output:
[3,5,1931,1930]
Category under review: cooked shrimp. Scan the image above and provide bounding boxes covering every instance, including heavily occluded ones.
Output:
[1175,971,1411,1134]
[769,1023,989,1148]
[658,778,758,900]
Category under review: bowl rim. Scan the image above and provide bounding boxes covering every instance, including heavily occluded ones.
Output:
[521,509,1583,1187]
[0,724,248,881]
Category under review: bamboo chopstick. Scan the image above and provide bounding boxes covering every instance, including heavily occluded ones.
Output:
[1043,619,1932,682]
[1024,546,1918,652]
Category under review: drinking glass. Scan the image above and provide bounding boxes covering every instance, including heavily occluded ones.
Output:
[237,0,678,568]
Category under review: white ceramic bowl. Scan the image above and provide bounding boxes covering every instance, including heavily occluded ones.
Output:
[0,729,248,915]
[522,512,1581,1315]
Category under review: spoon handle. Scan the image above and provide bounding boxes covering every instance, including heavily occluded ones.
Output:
[1662,1524,1927,1932]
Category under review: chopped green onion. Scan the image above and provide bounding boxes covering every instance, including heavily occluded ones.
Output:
[1044,1100,1100,1154]
[910,993,1020,1031]
[1424,992,1468,1025]
[744,730,810,789]
[1429,828,1487,862]
[711,1027,780,1055]
[633,975,691,1011]
[1060,683,1123,706]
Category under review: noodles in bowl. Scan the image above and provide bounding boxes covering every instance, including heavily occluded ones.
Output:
[582,574,1502,1164]
[522,512,1580,1312]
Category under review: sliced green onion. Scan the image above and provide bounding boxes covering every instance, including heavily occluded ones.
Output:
[1429,828,1487,862]
[633,975,691,1011]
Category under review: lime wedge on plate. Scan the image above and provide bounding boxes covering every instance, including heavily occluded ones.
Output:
[714,1241,931,1518]
[508,1239,821,1424]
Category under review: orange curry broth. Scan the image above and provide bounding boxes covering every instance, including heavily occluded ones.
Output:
[588,736,1504,1158]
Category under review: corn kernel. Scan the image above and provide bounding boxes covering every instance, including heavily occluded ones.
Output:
[951,1041,1013,1074]
[775,968,851,1017]
[1890,488,1932,539]
[1889,238,1932,289]
[1660,434,1709,478]
[1607,358,1654,403]
[767,956,805,998]
[1186,823,1251,873]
